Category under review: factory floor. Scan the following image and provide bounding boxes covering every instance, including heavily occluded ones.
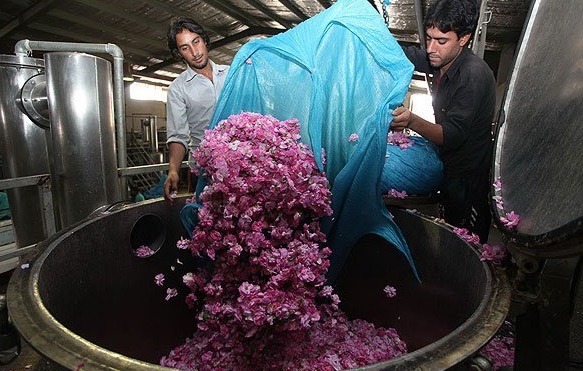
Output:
[0,342,59,371]
[0,208,508,371]
[0,272,62,371]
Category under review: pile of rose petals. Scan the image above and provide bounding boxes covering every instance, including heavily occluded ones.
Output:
[160,113,407,370]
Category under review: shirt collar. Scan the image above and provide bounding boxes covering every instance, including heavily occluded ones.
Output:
[185,60,222,81]
[441,47,472,80]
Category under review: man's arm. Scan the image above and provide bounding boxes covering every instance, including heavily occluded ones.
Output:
[391,106,443,146]
[163,142,187,204]
[164,84,190,204]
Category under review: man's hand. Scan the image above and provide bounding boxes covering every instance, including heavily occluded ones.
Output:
[164,142,187,205]
[391,106,412,131]
[391,106,445,146]
[164,170,180,205]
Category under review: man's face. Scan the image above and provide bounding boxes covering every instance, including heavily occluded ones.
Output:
[425,26,470,72]
[176,29,209,71]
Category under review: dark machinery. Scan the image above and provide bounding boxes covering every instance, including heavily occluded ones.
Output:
[490,1,583,369]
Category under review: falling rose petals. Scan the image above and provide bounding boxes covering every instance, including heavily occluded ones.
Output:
[155,273,165,287]
[383,285,397,298]
[160,112,408,370]
[176,237,190,250]
[165,288,178,301]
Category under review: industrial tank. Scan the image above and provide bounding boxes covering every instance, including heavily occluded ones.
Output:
[44,52,121,228]
[0,55,51,247]
[7,197,510,370]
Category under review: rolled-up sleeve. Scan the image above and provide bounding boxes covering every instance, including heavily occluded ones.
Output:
[166,84,190,150]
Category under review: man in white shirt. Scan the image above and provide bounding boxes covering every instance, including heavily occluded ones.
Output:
[163,18,229,204]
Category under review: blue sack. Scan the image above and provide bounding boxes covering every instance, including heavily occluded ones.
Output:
[382,136,444,196]
[207,0,418,282]
[135,174,167,202]
[0,191,10,220]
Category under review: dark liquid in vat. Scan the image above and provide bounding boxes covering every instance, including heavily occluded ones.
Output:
[335,234,467,351]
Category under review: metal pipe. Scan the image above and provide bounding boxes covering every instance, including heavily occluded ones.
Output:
[14,39,128,199]
[117,161,188,177]
[413,0,425,50]
[472,0,491,59]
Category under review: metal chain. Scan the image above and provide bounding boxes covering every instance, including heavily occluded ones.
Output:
[380,0,390,29]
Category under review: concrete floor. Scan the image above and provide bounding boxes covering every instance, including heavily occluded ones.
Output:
[0,270,63,371]
[0,342,62,371]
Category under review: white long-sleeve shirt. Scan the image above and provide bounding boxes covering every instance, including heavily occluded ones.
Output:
[166,60,229,164]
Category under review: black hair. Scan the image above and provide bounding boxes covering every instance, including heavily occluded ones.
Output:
[167,18,210,58]
[424,0,479,39]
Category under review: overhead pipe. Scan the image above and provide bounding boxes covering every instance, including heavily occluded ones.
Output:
[14,39,128,199]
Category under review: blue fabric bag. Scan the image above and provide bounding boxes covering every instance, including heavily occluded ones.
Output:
[196,0,418,282]
[382,136,444,196]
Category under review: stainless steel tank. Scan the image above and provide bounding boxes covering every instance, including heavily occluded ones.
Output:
[6,197,510,370]
[44,52,121,228]
[0,55,51,247]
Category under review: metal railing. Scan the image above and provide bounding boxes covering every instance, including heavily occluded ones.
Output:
[126,130,163,191]
[0,161,187,263]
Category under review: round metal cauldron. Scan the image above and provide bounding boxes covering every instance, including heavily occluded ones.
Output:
[7,197,510,370]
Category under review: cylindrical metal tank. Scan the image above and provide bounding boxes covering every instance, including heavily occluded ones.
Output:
[6,197,510,370]
[0,55,50,247]
[140,116,159,153]
[44,52,121,228]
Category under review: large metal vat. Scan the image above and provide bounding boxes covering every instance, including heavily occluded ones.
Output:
[0,55,51,247]
[488,0,583,368]
[7,197,510,370]
[45,52,121,228]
